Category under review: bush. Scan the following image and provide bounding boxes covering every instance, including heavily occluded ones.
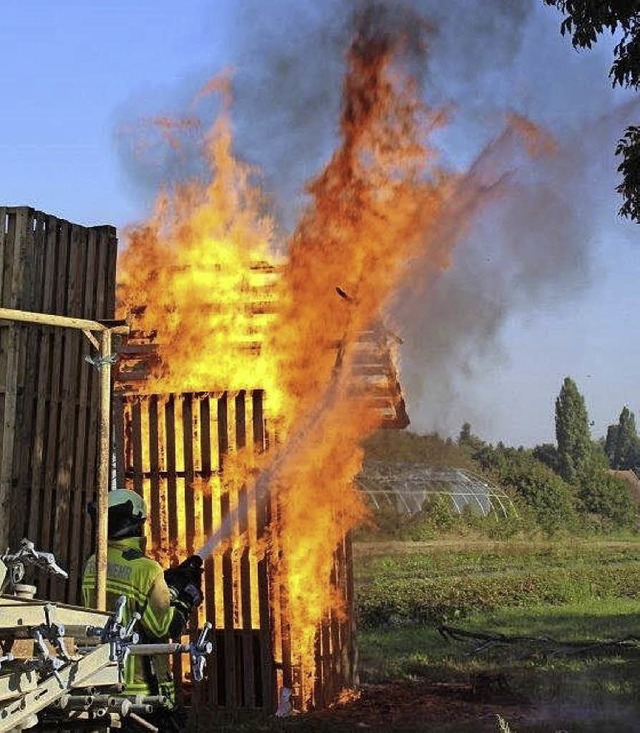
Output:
[475,446,578,535]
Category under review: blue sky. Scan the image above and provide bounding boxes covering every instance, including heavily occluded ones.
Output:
[1,1,638,447]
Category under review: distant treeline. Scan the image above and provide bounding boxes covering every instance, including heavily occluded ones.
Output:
[361,377,639,537]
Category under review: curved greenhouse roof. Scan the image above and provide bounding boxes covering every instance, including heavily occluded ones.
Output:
[356,461,516,518]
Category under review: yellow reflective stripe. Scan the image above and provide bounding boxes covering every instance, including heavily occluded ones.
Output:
[142,603,173,639]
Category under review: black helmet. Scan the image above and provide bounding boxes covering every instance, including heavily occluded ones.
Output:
[89,489,147,539]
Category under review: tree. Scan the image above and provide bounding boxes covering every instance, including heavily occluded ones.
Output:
[475,443,578,534]
[543,1,640,221]
[533,442,559,472]
[604,423,620,464]
[576,447,635,528]
[458,422,472,444]
[457,422,485,452]
[555,377,591,483]
[610,406,640,469]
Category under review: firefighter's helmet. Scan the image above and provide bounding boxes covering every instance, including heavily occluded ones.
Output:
[107,489,147,539]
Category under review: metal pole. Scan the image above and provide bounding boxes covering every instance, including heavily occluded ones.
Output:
[95,330,112,611]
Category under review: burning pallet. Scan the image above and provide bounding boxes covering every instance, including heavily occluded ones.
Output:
[112,386,356,712]
[115,323,409,429]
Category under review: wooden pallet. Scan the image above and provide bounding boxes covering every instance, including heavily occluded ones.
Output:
[114,388,356,712]
[0,206,117,604]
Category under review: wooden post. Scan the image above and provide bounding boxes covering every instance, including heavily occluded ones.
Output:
[95,329,112,611]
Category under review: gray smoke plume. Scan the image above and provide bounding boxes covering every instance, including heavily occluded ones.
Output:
[227,0,534,227]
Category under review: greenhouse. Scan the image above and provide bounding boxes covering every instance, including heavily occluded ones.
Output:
[356,461,516,518]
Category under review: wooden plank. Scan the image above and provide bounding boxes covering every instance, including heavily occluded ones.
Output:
[313,628,323,708]
[40,218,69,597]
[148,395,162,552]
[218,394,228,466]
[217,393,237,706]
[27,214,58,545]
[128,398,143,499]
[9,210,41,550]
[199,395,218,706]
[221,487,237,707]
[235,391,246,449]
[253,391,275,711]
[52,222,84,600]
[343,532,357,687]
[0,209,26,549]
[183,395,196,553]
[320,613,332,708]
[165,395,178,563]
[0,207,8,306]
[79,225,102,575]
[239,471,256,706]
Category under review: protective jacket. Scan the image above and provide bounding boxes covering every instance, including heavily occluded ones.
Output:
[82,537,177,702]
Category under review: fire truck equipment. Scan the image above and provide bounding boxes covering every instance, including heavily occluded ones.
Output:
[0,540,213,731]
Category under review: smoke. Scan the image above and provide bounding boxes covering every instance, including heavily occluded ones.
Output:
[226,0,534,226]
[114,0,634,443]
[392,110,638,439]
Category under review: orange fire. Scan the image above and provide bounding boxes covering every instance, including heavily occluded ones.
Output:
[117,23,460,705]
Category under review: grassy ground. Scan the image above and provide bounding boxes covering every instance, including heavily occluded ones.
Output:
[355,539,640,731]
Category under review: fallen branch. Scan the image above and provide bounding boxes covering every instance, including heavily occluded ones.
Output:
[437,624,640,659]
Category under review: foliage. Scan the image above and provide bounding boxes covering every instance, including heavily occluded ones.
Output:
[474,443,577,534]
[606,405,640,470]
[363,429,477,470]
[355,540,640,627]
[532,442,559,472]
[457,422,485,453]
[555,376,592,484]
[543,0,640,220]
[578,468,636,528]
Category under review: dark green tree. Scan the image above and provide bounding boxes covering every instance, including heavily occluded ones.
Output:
[543,0,640,221]
[533,442,559,472]
[604,423,620,465]
[576,448,635,528]
[457,422,485,452]
[458,422,472,444]
[612,406,640,469]
[555,377,591,484]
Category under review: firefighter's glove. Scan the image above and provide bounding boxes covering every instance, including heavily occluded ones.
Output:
[170,581,203,616]
[165,555,204,615]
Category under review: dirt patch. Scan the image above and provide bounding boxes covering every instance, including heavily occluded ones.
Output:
[296,680,534,731]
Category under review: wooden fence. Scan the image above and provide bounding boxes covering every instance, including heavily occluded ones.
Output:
[115,388,356,713]
[0,206,117,603]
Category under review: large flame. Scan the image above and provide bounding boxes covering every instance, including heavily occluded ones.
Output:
[118,19,461,704]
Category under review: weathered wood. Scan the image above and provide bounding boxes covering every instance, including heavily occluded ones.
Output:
[0,210,117,606]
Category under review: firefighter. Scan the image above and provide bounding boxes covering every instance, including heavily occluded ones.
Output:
[82,489,203,729]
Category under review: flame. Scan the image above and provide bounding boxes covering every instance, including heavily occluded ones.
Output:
[117,19,462,706]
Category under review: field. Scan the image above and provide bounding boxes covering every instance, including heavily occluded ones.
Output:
[213,538,640,732]
[354,539,640,731]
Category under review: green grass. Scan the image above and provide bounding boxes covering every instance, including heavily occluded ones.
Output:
[202,539,640,732]
[355,540,640,731]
